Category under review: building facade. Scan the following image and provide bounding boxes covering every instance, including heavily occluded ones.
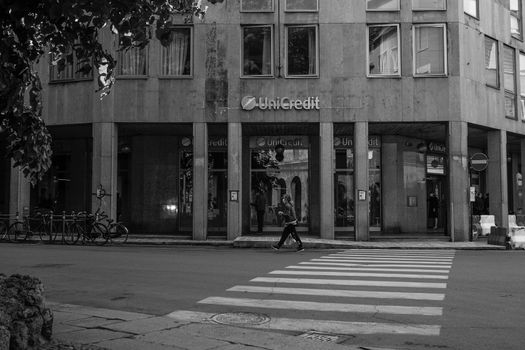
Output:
[3,0,525,241]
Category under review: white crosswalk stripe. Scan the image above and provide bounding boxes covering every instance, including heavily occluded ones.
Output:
[167,249,456,338]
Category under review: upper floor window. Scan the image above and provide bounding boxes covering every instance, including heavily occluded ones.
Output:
[286,25,318,77]
[367,24,400,77]
[116,39,147,76]
[367,0,400,11]
[484,36,499,88]
[510,0,522,39]
[520,52,525,120]
[520,52,525,121]
[160,27,192,77]
[49,47,93,82]
[412,0,446,10]
[285,0,318,11]
[242,25,273,77]
[464,0,479,18]
[503,45,516,119]
[413,24,447,76]
[241,0,273,12]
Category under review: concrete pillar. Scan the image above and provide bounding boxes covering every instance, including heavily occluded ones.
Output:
[354,122,369,241]
[193,122,208,240]
[319,122,334,239]
[9,164,30,218]
[447,121,469,241]
[228,122,242,240]
[487,130,508,228]
[511,152,519,213]
[91,122,117,219]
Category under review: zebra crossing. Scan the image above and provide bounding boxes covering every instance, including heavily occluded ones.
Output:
[167,249,455,337]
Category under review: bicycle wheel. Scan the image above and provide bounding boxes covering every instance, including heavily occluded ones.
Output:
[8,222,26,242]
[108,223,129,244]
[0,221,10,242]
[38,221,57,243]
[63,222,80,245]
[91,222,109,246]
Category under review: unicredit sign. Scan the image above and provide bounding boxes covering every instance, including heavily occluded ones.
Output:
[241,96,320,111]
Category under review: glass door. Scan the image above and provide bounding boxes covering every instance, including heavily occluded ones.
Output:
[249,136,310,233]
[208,151,227,236]
[179,150,193,232]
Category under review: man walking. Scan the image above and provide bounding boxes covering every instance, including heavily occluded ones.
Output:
[272,194,304,252]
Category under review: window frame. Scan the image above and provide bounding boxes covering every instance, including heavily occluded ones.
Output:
[484,35,500,89]
[366,23,402,78]
[284,24,319,78]
[503,44,517,120]
[49,47,94,83]
[510,0,523,40]
[518,51,525,122]
[241,24,275,78]
[412,0,446,11]
[412,23,448,77]
[240,0,274,13]
[463,0,479,19]
[115,40,149,78]
[159,26,193,79]
[284,0,319,12]
[366,0,400,12]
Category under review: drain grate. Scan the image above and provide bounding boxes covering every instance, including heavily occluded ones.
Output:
[299,331,341,343]
[210,312,271,326]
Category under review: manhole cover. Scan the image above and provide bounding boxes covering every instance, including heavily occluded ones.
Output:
[210,312,270,326]
[299,331,341,343]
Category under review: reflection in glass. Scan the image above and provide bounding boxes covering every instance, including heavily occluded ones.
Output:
[250,145,309,231]
[243,26,273,76]
[368,25,399,76]
[412,0,445,10]
[241,0,273,11]
[484,36,499,87]
[334,149,354,228]
[287,26,317,76]
[179,151,193,231]
[463,0,478,17]
[208,152,227,233]
[369,147,381,228]
[367,0,399,11]
[414,25,445,75]
[286,0,318,11]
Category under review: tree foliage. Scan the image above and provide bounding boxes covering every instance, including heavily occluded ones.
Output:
[0,0,206,184]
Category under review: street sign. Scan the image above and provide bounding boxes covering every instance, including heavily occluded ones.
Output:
[470,153,488,172]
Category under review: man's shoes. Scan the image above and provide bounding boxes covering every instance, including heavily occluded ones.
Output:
[271,244,280,250]
[296,246,304,252]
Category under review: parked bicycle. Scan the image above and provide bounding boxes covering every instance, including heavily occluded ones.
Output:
[0,214,14,242]
[8,212,53,243]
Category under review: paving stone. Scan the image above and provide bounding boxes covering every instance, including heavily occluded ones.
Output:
[52,323,85,335]
[102,316,183,335]
[65,316,122,328]
[52,310,93,323]
[96,337,186,350]
[138,328,230,350]
[53,328,131,345]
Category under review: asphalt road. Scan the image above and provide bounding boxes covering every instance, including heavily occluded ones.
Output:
[1,243,524,350]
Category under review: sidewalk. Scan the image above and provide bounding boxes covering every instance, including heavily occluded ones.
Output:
[49,302,376,350]
[124,235,504,250]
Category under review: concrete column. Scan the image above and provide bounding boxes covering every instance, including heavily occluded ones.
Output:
[193,122,208,240]
[354,122,369,241]
[319,122,334,239]
[91,122,117,219]
[511,152,519,213]
[447,121,469,241]
[487,130,508,228]
[9,164,30,218]
[516,139,525,214]
[228,122,242,240]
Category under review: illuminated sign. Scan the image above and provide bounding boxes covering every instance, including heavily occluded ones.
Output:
[333,136,381,148]
[250,136,309,149]
[241,96,320,111]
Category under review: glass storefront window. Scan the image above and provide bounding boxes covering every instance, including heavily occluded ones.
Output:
[334,148,354,229]
[249,136,309,232]
[369,138,381,229]
[179,150,193,232]
[208,149,227,235]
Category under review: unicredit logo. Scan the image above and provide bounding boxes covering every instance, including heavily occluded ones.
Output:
[241,96,320,111]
